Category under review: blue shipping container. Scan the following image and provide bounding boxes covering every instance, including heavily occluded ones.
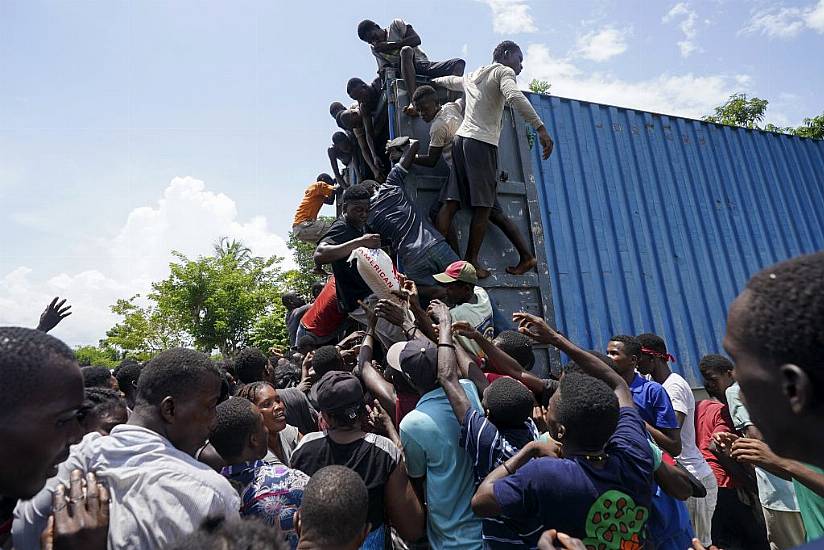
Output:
[528,93,824,387]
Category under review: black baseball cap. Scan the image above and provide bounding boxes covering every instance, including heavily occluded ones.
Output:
[386,338,438,394]
[315,371,364,416]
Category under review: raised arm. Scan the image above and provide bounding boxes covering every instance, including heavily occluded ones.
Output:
[513,312,633,408]
[453,321,546,398]
[397,139,420,171]
[37,297,72,333]
[355,301,397,423]
[428,300,472,424]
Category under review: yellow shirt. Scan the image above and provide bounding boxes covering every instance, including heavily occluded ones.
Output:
[293,182,335,226]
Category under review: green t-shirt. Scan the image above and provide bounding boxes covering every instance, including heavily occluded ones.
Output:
[794,464,824,542]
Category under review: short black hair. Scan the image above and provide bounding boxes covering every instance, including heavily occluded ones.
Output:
[317,173,334,185]
[699,354,734,376]
[342,184,371,204]
[609,334,642,358]
[637,332,667,355]
[273,362,301,389]
[77,387,126,426]
[115,362,142,394]
[312,345,343,378]
[493,40,521,62]
[297,335,317,353]
[356,19,380,42]
[556,372,619,450]
[282,292,305,310]
[166,516,287,550]
[740,251,824,376]
[81,365,113,388]
[329,101,346,117]
[411,84,437,104]
[136,348,221,406]
[493,330,535,369]
[310,282,325,299]
[331,131,350,146]
[0,327,77,413]
[234,347,268,384]
[346,77,366,96]
[112,357,138,377]
[300,465,368,547]
[485,377,534,428]
[211,397,260,461]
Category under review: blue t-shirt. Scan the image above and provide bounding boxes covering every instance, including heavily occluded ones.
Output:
[460,409,542,548]
[400,380,484,550]
[629,373,692,548]
[493,407,655,549]
[629,373,679,430]
[368,164,445,265]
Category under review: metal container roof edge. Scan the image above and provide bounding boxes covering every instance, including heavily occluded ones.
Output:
[527,92,824,387]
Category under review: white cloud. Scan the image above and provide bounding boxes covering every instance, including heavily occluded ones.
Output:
[477,0,537,34]
[0,177,293,346]
[663,3,700,57]
[740,0,824,38]
[521,43,749,119]
[574,27,630,62]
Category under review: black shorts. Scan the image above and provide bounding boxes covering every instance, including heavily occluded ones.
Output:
[448,135,499,208]
[415,58,465,79]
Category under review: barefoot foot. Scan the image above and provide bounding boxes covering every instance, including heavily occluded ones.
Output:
[506,256,537,275]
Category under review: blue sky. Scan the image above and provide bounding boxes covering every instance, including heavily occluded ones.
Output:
[1,0,822,345]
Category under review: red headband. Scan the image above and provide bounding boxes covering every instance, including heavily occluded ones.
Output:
[640,347,676,363]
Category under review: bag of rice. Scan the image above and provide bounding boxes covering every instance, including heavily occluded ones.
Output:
[347,247,400,299]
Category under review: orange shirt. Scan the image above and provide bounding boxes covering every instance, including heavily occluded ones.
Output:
[292,182,335,226]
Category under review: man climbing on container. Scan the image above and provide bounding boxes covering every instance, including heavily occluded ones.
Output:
[368,136,458,300]
[432,40,554,279]
[292,174,338,274]
[356,18,465,116]
[347,77,389,175]
[328,131,373,189]
[330,101,382,181]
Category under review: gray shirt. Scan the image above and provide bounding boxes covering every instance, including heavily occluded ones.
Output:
[13,425,240,550]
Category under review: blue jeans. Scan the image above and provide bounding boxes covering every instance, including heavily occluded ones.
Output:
[401,240,459,286]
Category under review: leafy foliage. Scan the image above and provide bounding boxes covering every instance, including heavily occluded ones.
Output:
[703,94,768,129]
[704,94,823,139]
[528,79,552,95]
[104,241,290,358]
[74,344,120,369]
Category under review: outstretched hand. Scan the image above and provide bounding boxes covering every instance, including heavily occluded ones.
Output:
[452,321,482,341]
[42,470,109,550]
[512,312,561,346]
[427,299,451,326]
[37,297,72,333]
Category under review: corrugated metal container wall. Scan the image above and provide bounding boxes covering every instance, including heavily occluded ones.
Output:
[528,93,824,387]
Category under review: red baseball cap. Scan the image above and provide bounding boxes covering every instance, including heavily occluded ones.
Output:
[433,260,478,285]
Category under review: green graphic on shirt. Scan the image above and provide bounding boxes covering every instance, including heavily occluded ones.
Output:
[581,489,648,550]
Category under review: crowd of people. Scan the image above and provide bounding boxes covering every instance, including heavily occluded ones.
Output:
[1,16,821,550]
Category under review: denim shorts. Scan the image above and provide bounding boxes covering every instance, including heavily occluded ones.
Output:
[401,240,459,286]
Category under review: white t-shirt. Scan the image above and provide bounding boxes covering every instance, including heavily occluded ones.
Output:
[450,286,493,356]
[429,100,464,166]
[662,372,713,480]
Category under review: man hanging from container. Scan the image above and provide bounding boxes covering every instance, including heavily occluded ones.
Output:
[356,18,465,117]
[292,174,339,274]
[432,40,554,278]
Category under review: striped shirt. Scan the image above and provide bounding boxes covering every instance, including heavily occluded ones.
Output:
[460,409,542,548]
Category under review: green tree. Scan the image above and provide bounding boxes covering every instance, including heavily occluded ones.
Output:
[214,237,253,269]
[103,295,190,360]
[150,250,283,357]
[281,216,335,298]
[703,93,769,129]
[74,344,120,369]
[529,79,551,95]
[793,113,824,139]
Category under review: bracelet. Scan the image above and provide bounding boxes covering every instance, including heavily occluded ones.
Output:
[437,343,456,349]
[503,461,515,475]
[404,326,417,339]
